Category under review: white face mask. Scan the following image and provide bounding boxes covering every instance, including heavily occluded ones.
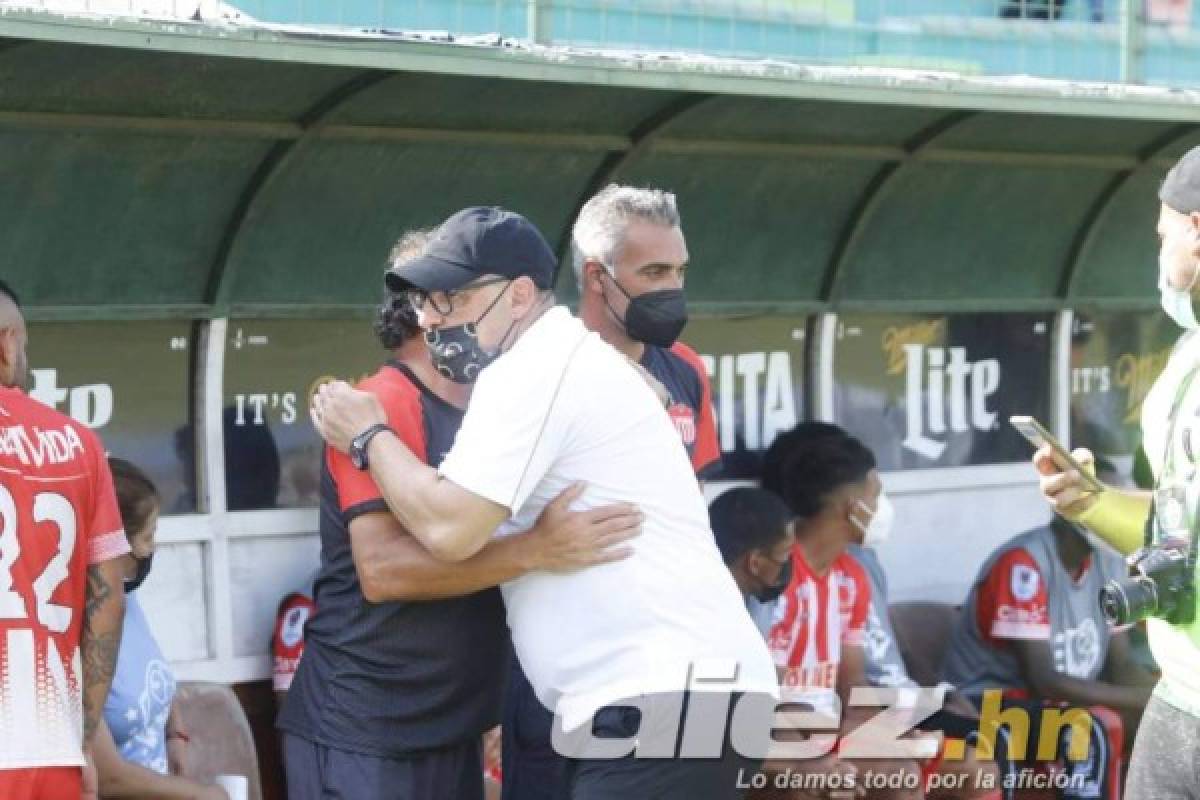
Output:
[1159,255,1200,331]
[1159,220,1200,332]
[851,492,894,548]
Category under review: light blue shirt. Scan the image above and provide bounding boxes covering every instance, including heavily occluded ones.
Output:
[745,594,778,639]
[103,592,177,773]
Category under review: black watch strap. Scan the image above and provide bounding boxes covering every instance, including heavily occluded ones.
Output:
[351,423,393,470]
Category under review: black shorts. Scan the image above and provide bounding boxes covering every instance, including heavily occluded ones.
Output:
[502,658,569,800]
[282,733,483,800]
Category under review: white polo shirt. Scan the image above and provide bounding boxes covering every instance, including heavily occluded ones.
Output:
[439,306,778,731]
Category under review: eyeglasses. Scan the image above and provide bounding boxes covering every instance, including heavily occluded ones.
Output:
[406,276,510,316]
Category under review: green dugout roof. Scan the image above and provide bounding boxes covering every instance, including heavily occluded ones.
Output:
[3,8,1200,320]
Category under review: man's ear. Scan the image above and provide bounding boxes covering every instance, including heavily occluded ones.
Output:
[1187,215,1200,260]
[838,490,863,525]
[585,260,607,295]
[511,277,542,317]
[742,549,763,580]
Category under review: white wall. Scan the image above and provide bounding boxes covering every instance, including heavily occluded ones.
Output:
[140,541,211,662]
[879,467,1050,604]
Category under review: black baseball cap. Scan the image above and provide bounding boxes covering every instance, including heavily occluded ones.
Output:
[385,206,557,293]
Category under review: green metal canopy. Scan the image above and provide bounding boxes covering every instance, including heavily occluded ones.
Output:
[2,10,1199,320]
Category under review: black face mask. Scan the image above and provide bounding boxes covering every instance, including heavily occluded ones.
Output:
[124,552,154,594]
[424,282,514,384]
[753,556,792,604]
[602,272,688,348]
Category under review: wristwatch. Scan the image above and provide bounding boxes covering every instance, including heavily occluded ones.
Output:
[349,423,393,470]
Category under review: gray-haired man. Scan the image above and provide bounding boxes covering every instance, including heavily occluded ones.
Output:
[502,184,724,800]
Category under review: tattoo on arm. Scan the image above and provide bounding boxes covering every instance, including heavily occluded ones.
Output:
[84,563,110,619]
[82,562,122,744]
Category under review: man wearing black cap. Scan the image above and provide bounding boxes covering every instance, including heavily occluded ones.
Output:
[1035,147,1200,799]
[278,227,642,800]
[312,206,778,799]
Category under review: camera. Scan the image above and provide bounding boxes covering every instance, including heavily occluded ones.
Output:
[1100,545,1196,627]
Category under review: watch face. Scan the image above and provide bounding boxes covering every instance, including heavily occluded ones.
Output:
[350,442,367,470]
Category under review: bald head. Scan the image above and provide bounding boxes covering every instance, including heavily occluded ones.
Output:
[0,282,28,389]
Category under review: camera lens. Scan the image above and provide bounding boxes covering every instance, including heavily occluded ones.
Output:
[1100,577,1158,626]
[1100,586,1126,626]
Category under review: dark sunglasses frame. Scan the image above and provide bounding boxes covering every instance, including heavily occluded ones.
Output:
[406,276,510,315]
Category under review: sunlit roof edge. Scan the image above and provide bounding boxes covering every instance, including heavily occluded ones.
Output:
[2,5,1200,121]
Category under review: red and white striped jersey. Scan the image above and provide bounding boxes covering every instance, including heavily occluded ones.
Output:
[0,386,128,768]
[767,545,870,716]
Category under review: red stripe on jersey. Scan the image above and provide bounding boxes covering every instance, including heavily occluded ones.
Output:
[327,364,429,515]
[768,546,871,695]
[668,341,720,474]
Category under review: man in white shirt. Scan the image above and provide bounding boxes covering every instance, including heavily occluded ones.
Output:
[311,206,778,799]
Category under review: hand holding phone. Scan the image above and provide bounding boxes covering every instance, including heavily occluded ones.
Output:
[1010,415,1105,493]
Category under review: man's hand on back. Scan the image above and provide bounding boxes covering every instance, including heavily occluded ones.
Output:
[525,482,643,573]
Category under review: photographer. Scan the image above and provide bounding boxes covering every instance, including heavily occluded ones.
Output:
[1037,147,1200,800]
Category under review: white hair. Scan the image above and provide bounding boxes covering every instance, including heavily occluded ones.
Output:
[571,184,680,287]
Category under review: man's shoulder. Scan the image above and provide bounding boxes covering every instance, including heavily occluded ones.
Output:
[323,363,433,471]
[493,308,618,389]
[834,549,870,582]
[666,341,708,377]
[0,389,103,464]
[636,342,707,411]
[846,545,885,589]
[976,546,1046,610]
[1093,543,1129,582]
[1,388,92,435]
[532,306,592,353]
[277,590,316,615]
[643,341,706,384]
[357,362,415,391]
[275,592,316,646]
[356,363,423,409]
[986,545,1040,577]
[834,552,872,610]
[980,527,1048,575]
[494,307,589,366]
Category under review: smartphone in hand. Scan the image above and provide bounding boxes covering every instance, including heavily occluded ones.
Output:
[1010,415,1105,493]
